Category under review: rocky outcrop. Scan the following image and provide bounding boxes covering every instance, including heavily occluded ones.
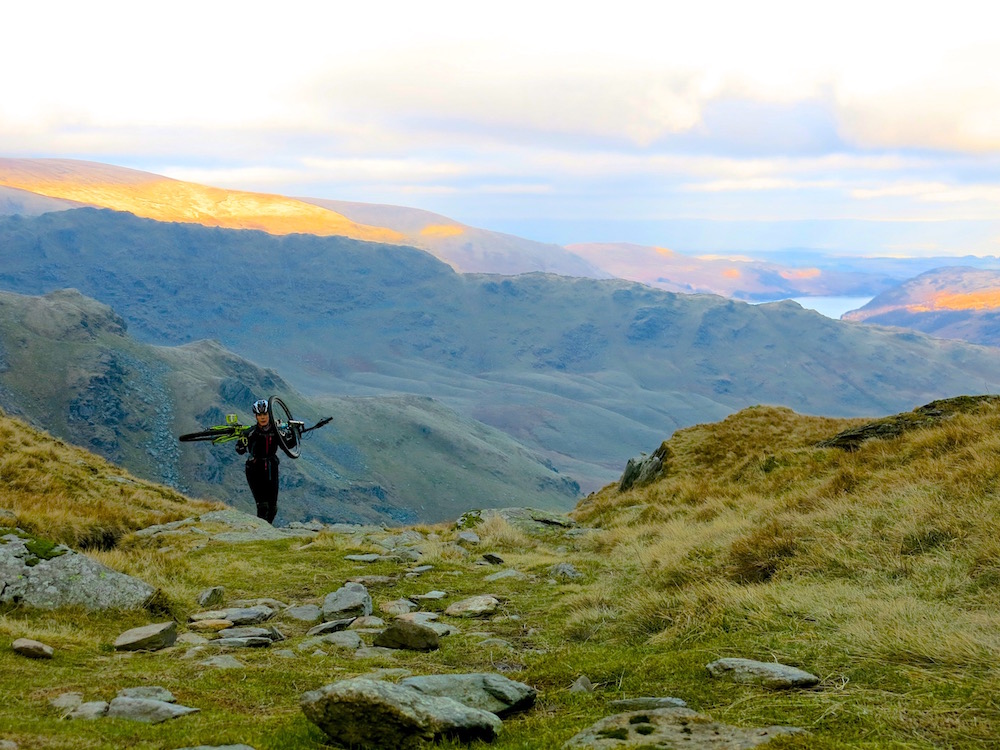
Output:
[0,530,154,610]
[618,443,669,492]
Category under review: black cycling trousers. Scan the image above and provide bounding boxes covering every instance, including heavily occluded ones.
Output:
[245,459,279,524]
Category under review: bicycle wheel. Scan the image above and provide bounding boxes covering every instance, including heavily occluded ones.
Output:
[269,396,301,459]
[179,426,239,442]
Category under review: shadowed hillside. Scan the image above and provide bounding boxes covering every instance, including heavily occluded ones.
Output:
[0,289,578,525]
[3,209,1000,492]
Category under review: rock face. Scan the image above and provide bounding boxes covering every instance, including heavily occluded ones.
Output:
[400,673,536,717]
[0,530,154,609]
[706,658,820,689]
[563,706,805,749]
[617,443,669,491]
[301,678,502,749]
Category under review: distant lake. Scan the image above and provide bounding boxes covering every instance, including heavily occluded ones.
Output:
[753,296,874,320]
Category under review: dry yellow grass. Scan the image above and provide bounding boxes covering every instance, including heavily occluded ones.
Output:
[0,410,220,548]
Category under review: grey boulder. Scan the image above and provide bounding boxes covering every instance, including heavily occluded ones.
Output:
[401,673,536,717]
[706,658,820,689]
[301,678,501,749]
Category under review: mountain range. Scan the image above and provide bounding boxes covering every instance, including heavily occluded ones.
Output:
[3,157,1000,519]
[0,288,578,525]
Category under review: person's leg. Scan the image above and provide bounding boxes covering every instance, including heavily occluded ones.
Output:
[245,464,269,521]
[264,464,279,524]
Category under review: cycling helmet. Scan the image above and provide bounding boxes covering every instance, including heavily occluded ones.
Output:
[252,399,269,415]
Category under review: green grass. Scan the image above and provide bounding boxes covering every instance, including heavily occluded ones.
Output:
[5,398,1000,747]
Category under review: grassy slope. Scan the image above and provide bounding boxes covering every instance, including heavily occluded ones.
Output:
[4,397,1000,747]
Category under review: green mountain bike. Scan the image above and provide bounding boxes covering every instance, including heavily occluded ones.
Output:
[178,395,331,459]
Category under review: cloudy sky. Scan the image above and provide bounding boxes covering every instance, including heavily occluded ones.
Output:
[4,1,1000,255]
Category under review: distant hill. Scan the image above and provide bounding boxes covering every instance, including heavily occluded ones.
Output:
[3,209,1000,492]
[0,157,404,243]
[843,267,1000,347]
[566,241,894,300]
[302,198,608,277]
[0,288,578,525]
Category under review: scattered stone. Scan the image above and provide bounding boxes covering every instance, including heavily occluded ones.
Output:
[106,696,199,723]
[218,626,285,642]
[445,595,500,618]
[397,611,439,624]
[570,675,595,693]
[322,582,373,620]
[196,586,225,608]
[482,553,504,564]
[549,563,584,580]
[346,553,382,563]
[301,678,502,748]
[380,598,417,616]
[66,701,110,720]
[230,597,287,609]
[114,622,177,652]
[218,606,274,625]
[199,655,245,669]
[307,618,355,636]
[412,590,447,601]
[457,531,480,545]
[0,531,154,610]
[350,616,386,630]
[176,633,209,646]
[188,619,234,632]
[478,638,514,649]
[374,621,441,651]
[563,706,805,748]
[117,686,175,703]
[172,745,256,750]
[401,673,536,717]
[12,637,54,659]
[484,569,528,582]
[408,565,434,575]
[321,631,364,650]
[212,637,272,649]
[706,658,820,689]
[608,697,688,710]
[284,604,322,622]
[274,649,297,658]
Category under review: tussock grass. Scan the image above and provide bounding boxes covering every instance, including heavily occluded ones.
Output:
[0,411,220,549]
[6,397,1000,748]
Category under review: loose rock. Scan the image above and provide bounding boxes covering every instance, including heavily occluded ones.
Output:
[12,637,54,659]
[322,582,373,619]
[706,658,820,689]
[444,595,500,618]
[196,586,225,608]
[373,621,441,651]
[106,696,199,723]
[401,673,536,717]
[114,622,177,652]
[301,678,501,749]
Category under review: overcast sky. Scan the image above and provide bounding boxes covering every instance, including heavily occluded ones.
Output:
[4,1,1000,255]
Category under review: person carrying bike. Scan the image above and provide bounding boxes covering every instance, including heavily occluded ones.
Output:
[236,398,295,524]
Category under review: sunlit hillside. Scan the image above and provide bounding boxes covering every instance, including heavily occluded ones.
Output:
[845,267,1000,346]
[0,409,219,549]
[0,158,403,243]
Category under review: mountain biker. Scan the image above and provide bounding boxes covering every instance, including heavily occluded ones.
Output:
[236,398,295,524]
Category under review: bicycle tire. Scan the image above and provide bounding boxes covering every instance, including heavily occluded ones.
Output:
[269,396,301,459]
[178,426,240,442]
